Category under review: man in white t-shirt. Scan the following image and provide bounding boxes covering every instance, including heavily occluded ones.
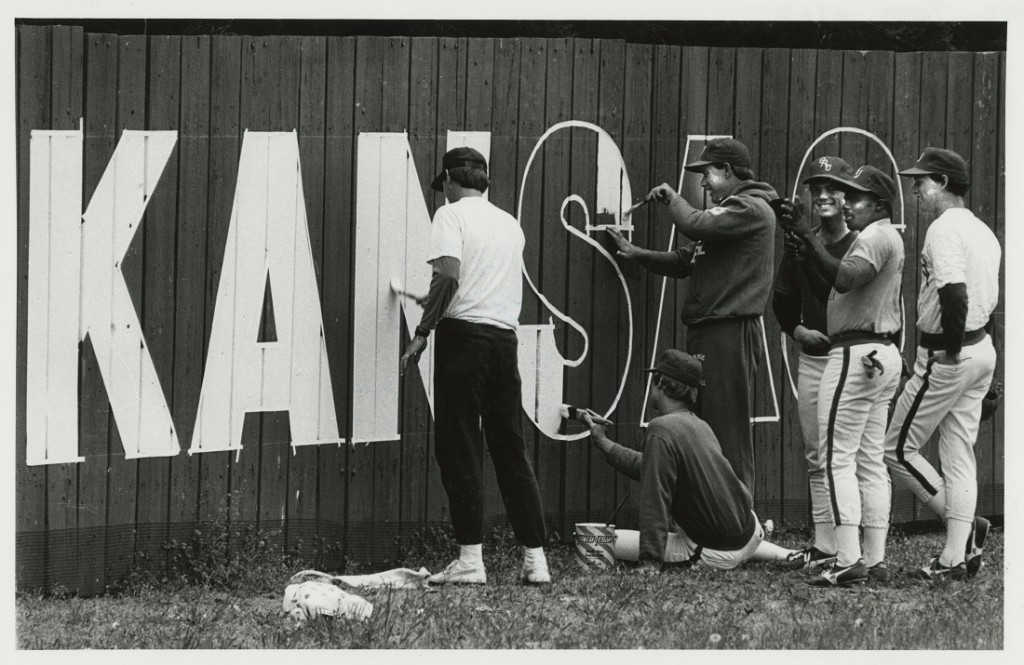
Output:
[400,147,550,586]
[882,147,1000,580]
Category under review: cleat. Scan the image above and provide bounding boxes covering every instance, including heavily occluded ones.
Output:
[807,559,868,588]
[522,556,551,585]
[867,561,889,583]
[965,516,990,577]
[910,556,967,581]
[428,559,486,586]
[780,546,837,570]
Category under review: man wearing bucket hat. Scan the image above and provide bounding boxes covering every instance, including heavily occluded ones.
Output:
[581,349,794,570]
[606,138,777,497]
[400,147,551,586]
[772,156,859,571]
[880,147,1000,580]
[778,165,905,587]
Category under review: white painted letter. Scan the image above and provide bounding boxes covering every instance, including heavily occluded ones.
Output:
[191,131,341,454]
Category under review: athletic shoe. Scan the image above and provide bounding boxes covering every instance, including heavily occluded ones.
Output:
[522,556,551,585]
[910,556,967,581]
[807,559,868,587]
[965,516,990,577]
[428,559,486,586]
[867,561,889,583]
[780,546,837,570]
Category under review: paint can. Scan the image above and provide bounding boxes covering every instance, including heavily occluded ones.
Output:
[574,522,616,569]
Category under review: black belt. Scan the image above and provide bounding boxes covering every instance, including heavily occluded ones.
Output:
[919,328,986,351]
[829,330,894,349]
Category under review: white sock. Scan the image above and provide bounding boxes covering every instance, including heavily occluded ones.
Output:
[813,522,836,554]
[834,525,861,567]
[523,546,546,566]
[861,526,888,568]
[459,543,483,567]
[939,518,972,567]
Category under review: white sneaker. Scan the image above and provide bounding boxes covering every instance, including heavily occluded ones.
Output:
[427,559,486,586]
[522,556,551,585]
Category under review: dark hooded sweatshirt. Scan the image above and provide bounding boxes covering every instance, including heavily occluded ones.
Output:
[667,180,778,325]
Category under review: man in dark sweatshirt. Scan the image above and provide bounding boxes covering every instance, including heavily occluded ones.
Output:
[581,349,793,570]
[607,138,777,494]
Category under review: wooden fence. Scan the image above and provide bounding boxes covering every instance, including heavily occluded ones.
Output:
[15,25,1005,594]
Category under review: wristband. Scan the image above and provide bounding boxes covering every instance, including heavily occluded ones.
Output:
[415,325,431,339]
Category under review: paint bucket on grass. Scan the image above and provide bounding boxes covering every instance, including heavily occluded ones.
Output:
[574,522,616,569]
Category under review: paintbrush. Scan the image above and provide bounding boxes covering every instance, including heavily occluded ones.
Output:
[620,196,653,222]
[389,276,426,302]
[560,404,613,426]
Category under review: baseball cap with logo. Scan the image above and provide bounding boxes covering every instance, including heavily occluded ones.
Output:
[642,349,704,387]
[897,147,969,185]
[802,155,854,186]
[430,147,488,192]
[837,165,897,205]
[684,138,752,173]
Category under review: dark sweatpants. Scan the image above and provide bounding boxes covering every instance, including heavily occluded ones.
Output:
[433,318,547,548]
[685,316,763,495]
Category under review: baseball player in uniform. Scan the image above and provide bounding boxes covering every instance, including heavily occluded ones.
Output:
[400,147,550,586]
[772,156,858,569]
[606,138,776,496]
[881,148,999,579]
[779,166,904,587]
[581,350,794,571]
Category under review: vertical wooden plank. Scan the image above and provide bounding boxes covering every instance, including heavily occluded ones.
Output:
[512,37,550,537]
[16,25,54,592]
[46,25,86,591]
[319,35,356,569]
[813,50,844,160]
[780,48,817,527]
[256,36,300,548]
[229,35,268,541]
[706,47,735,136]
[77,31,119,595]
[346,35,385,561]
[373,36,410,556]
[865,51,896,187]
[616,42,653,525]
[133,34,180,580]
[970,52,1000,516]
[534,37,573,538]
[289,34,327,558]
[564,38,601,530]
[890,51,922,525]
[402,37,438,532]
[595,39,629,527]
[736,46,778,516]
[839,50,871,165]
[198,35,240,534]
[168,34,210,543]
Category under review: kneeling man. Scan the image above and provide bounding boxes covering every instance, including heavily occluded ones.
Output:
[582,350,793,571]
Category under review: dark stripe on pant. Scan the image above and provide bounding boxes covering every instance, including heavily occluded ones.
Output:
[826,347,851,526]
[895,360,940,496]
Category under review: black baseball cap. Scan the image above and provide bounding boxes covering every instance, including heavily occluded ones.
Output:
[430,147,488,192]
[802,155,854,186]
[643,349,704,388]
[898,147,969,185]
[684,138,751,173]
[838,165,898,205]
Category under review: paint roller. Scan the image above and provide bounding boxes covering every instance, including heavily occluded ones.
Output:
[389,276,426,303]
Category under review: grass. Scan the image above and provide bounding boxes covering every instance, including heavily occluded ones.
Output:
[15,524,1003,649]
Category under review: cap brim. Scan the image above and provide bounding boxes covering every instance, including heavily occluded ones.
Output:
[897,166,933,177]
[837,180,873,193]
[430,171,446,192]
[801,174,850,186]
[683,159,713,173]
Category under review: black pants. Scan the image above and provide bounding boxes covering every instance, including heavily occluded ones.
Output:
[685,316,762,495]
[433,318,547,547]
